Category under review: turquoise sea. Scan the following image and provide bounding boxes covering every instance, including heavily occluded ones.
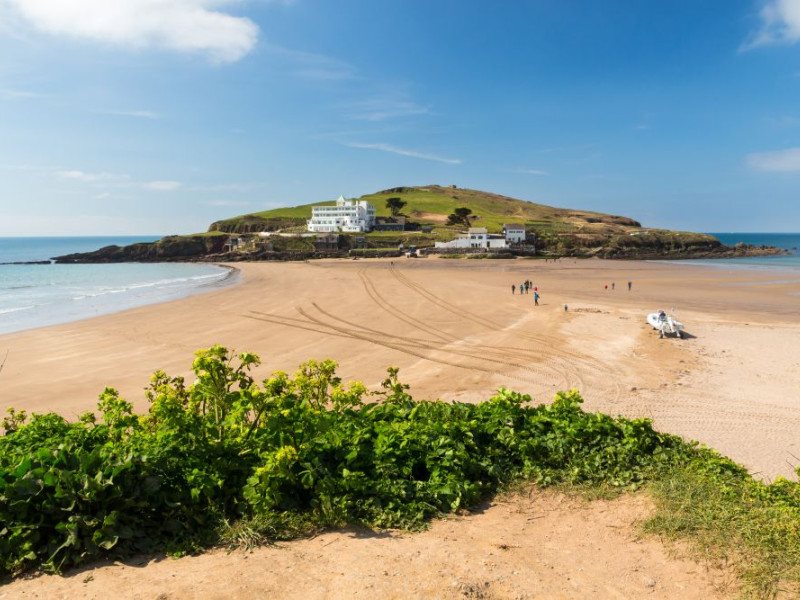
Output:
[657,233,800,273]
[0,237,232,335]
[705,233,800,270]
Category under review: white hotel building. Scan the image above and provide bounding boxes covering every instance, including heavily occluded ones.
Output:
[307,196,377,233]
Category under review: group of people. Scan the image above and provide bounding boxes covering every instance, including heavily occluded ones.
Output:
[603,281,633,291]
[511,280,540,305]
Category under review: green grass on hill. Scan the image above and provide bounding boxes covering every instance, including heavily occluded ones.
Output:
[210,185,643,236]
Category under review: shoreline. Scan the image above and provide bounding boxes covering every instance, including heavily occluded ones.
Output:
[1,257,798,482]
[5,255,798,338]
[0,262,239,337]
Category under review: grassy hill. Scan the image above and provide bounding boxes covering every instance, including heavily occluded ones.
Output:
[56,186,783,261]
[208,185,643,237]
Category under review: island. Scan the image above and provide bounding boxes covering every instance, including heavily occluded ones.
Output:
[53,185,784,263]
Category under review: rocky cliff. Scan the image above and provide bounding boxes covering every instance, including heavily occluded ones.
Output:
[53,235,229,263]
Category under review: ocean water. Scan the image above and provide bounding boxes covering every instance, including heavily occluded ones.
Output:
[705,233,800,270]
[0,237,233,335]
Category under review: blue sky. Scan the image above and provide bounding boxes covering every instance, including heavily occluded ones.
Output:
[0,0,799,235]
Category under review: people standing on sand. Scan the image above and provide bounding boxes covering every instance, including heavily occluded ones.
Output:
[534,291,540,306]
[604,284,608,290]
[564,304,568,311]
[512,284,516,295]
[628,281,632,291]
[612,282,615,290]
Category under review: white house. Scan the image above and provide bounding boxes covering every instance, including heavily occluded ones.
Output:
[435,227,508,249]
[468,227,489,247]
[307,196,376,233]
[503,224,526,244]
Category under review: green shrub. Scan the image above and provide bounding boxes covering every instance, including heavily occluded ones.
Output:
[0,348,691,577]
[3,347,800,597]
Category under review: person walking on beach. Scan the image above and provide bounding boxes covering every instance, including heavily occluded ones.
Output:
[534,291,540,306]
[628,281,632,291]
[512,284,516,295]
[612,282,615,290]
[604,284,608,291]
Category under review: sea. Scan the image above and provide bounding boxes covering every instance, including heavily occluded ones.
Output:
[685,233,800,271]
[0,237,233,336]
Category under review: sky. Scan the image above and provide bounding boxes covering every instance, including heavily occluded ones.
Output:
[0,0,799,235]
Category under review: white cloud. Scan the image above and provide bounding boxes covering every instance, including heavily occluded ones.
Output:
[516,168,549,175]
[203,199,251,207]
[349,98,430,121]
[0,163,54,172]
[57,169,181,190]
[268,45,358,81]
[142,180,182,191]
[104,109,161,119]
[57,170,128,183]
[744,0,800,49]
[0,89,45,100]
[346,142,461,164]
[764,115,800,127]
[746,147,800,171]
[192,183,258,192]
[1,0,260,62]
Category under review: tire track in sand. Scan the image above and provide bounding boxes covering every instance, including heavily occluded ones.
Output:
[387,265,625,402]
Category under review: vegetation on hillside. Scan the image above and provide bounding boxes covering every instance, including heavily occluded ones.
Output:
[385,197,407,216]
[446,206,475,229]
[207,185,644,237]
[2,348,800,596]
[202,185,763,259]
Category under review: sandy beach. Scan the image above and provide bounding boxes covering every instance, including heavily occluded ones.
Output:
[1,257,798,598]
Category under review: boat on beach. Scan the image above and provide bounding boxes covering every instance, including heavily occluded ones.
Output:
[647,309,684,339]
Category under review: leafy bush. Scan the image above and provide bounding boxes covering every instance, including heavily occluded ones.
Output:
[3,347,800,596]
[0,347,693,577]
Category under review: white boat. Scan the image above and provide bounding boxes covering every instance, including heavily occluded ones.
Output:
[647,309,684,338]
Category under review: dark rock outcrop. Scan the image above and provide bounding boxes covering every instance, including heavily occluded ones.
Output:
[53,235,229,263]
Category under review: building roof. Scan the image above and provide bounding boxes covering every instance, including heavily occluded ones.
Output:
[503,223,526,230]
[468,227,488,234]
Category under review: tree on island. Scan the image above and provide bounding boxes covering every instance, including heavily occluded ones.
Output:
[385,197,407,216]
[447,207,474,229]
